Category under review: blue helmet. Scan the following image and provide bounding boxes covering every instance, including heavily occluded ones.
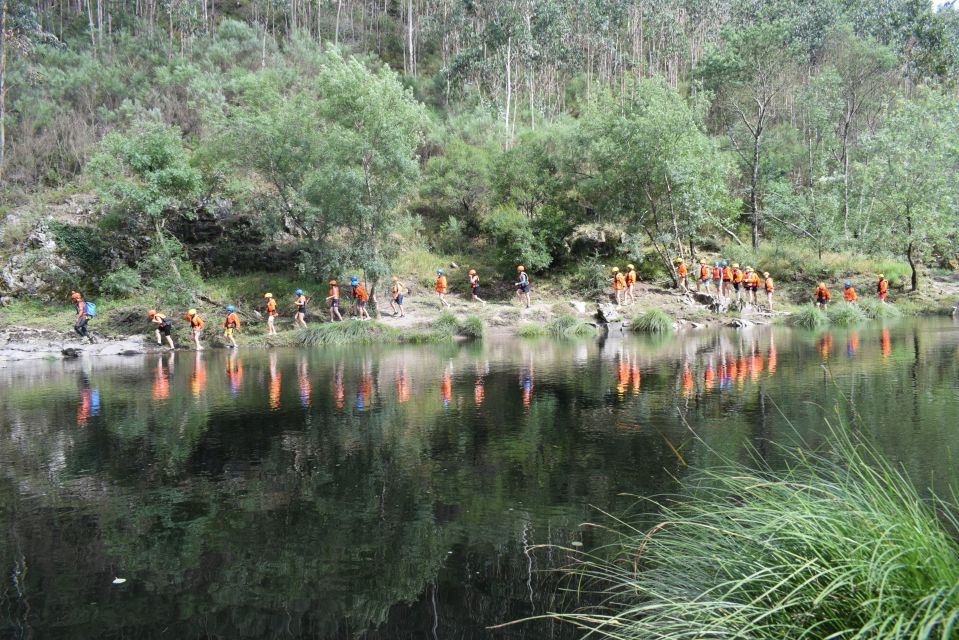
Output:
[350,276,359,285]
[844,281,852,287]
[437,268,444,274]
[226,305,235,312]
[713,261,719,266]
[721,260,728,266]
[295,289,303,295]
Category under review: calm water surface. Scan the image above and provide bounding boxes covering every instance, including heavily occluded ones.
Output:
[2,319,959,638]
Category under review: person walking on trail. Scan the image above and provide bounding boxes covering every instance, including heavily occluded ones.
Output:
[843,281,857,303]
[611,267,627,307]
[763,272,775,310]
[390,276,407,317]
[721,261,733,298]
[264,293,279,335]
[814,283,831,310]
[148,310,175,349]
[293,289,308,328]
[625,264,638,303]
[468,270,486,305]
[435,269,451,309]
[326,280,344,321]
[223,306,240,348]
[877,274,889,304]
[712,262,723,299]
[745,267,760,306]
[698,260,711,293]
[185,309,204,350]
[732,264,744,302]
[351,277,372,320]
[70,291,96,343]
[515,266,531,308]
[675,258,689,292]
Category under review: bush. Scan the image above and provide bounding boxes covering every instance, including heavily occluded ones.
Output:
[631,309,674,334]
[792,305,828,328]
[550,431,959,639]
[458,315,485,339]
[481,205,552,273]
[827,301,867,326]
[297,321,397,345]
[100,266,144,297]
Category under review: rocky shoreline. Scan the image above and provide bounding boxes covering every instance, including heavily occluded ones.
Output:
[0,327,163,363]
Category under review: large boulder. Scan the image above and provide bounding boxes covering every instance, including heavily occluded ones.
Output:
[595,303,620,323]
[569,300,588,314]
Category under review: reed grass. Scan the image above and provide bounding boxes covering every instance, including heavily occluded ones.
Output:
[859,298,904,320]
[548,431,959,639]
[547,315,597,337]
[517,323,548,338]
[296,321,398,345]
[631,309,674,334]
[827,301,868,326]
[458,315,486,339]
[792,305,828,328]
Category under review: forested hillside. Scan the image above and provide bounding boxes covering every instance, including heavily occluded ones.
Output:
[1,0,958,303]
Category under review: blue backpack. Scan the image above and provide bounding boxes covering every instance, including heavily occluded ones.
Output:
[83,301,97,317]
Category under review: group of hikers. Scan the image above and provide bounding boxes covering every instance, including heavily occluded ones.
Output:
[812,274,890,309]
[666,259,777,309]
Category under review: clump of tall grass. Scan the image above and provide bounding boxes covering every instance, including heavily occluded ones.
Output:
[860,298,904,320]
[549,432,959,639]
[297,321,398,345]
[517,322,547,338]
[791,305,828,328]
[458,315,485,339]
[827,301,868,326]
[547,315,596,337]
[631,309,674,334]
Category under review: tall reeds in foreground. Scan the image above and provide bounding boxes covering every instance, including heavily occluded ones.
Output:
[545,431,959,639]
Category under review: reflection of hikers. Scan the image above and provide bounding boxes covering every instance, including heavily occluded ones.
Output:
[293,289,308,328]
[877,274,889,304]
[435,269,451,308]
[515,266,531,308]
[675,258,688,292]
[468,270,486,304]
[843,281,857,302]
[223,306,240,348]
[390,275,406,317]
[264,293,278,335]
[611,267,626,307]
[148,310,175,349]
[351,276,371,320]
[326,280,344,321]
[763,272,775,310]
[70,291,96,343]
[814,283,831,309]
[625,264,638,303]
[185,309,204,351]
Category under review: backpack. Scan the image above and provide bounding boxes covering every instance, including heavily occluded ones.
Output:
[83,301,97,317]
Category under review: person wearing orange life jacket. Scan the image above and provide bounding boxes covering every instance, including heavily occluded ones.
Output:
[721,261,733,297]
[70,291,96,343]
[390,275,407,317]
[325,280,344,321]
[351,276,372,320]
[264,293,278,335]
[223,305,240,348]
[712,262,723,298]
[698,259,711,293]
[468,269,486,305]
[611,267,627,307]
[843,281,857,303]
[435,268,451,309]
[148,309,175,349]
[184,308,204,351]
[876,274,889,304]
[763,272,775,310]
[675,258,689,292]
[515,265,531,308]
[293,289,308,328]
[731,264,745,302]
[625,264,638,303]
[745,267,761,306]
[814,282,831,310]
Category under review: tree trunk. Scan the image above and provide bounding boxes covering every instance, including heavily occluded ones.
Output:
[750,133,761,249]
[907,241,918,292]
[0,0,8,183]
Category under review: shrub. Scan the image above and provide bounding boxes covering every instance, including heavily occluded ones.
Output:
[458,315,485,339]
[100,266,144,297]
[550,432,959,639]
[827,301,867,326]
[631,309,674,334]
[792,305,828,328]
[297,321,397,346]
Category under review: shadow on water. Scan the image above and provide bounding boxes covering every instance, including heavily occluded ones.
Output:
[1,317,958,638]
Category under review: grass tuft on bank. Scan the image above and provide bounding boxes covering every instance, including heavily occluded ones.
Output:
[792,306,829,328]
[827,301,868,326]
[549,431,959,639]
[631,309,674,334]
[517,315,596,339]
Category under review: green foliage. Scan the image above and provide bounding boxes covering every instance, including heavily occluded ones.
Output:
[827,301,867,326]
[458,315,485,340]
[632,309,674,334]
[859,299,904,320]
[792,306,829,328]
[546,315,596,337]
[516,323,547,338]
[100,266,144,298]
[551,431,959,639]
[481,205,552,273]
[297,321,399,346]
[48,222,108,275]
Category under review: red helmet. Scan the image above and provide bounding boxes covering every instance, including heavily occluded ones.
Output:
[148,309,157,317]
[70,291,82,301]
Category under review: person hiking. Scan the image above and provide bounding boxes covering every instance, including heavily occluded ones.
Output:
[721,261,733,298]
[70,291,96,344]
[515,266,531,308]
[223,306,240,348]
[625,264,638,303]
[763,272,775,310]
[745,267,760,306]
[264,293,278,335]
[732,264,744,302]
[814,283,831,310]
[611,267,627,307]
[843,281,857,303]
[293,290,308,328]
[185,309,204,351]
[390,275,407,317]
[435,269,451,309]
[351,277,371,320]
[148,309,175,349]
[698,260,711,293]
[326,280,344,321]
[675,258,689,292]
[468,270,486,304]
[877,274,889,304]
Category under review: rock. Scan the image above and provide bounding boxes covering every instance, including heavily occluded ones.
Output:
[691,291,731,313]
[569,300,588,314]
[449,261,459,269]
[595,303,620,323]
[728,318,754,328]
[689,322,706,329]
[62,348,83,358]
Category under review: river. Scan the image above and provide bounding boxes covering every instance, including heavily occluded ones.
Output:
[1,318,958,638]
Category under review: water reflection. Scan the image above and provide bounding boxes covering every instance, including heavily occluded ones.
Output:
[1,320,958,639]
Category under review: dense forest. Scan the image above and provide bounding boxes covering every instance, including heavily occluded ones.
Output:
[1,0,959,303]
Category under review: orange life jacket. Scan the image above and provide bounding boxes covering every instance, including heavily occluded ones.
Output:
[435,275,447,293]
[266,299,277,315]
[733,269,744,284]
[355,284,369,302]
[844,287,857,302]
[722,266,732,281]
[712,266,722,280]
[626,269,637,284]
[815,286,830,302]
[699,265,710,279]
[764,277,775,292]
[748,273,760,287]
[613,273,627,290]
[329,285,339,299]
[677,263,688,277]
[224,312,240,329]
[190,315,204,329]
[878,279,888,294]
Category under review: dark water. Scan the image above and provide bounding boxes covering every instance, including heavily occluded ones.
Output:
[2,319,959,639]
